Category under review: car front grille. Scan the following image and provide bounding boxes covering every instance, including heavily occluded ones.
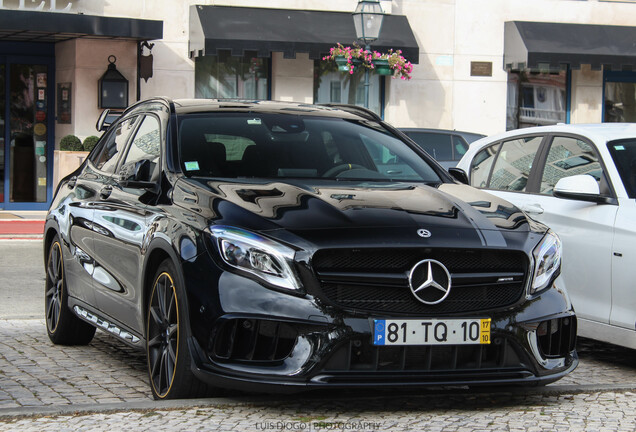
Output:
[312,248,528,315]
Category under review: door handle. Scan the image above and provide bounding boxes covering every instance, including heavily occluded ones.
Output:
[67,176,77,189]
[520,203,544,215]
[99,186,113,200]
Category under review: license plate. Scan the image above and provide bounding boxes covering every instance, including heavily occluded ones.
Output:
[373,318,491,346]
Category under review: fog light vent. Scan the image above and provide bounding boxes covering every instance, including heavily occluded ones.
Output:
[537,316,577,358]
[211,319,297,363]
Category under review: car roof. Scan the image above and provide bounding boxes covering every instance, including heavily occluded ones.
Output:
[168,99,366,121]
[473,123,636,147]
[400,127,485,137]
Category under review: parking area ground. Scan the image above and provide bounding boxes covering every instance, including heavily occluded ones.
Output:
[2,319,636,430]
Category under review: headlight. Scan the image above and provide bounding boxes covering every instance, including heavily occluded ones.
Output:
[210,226,302,291]
[530,230,562,294]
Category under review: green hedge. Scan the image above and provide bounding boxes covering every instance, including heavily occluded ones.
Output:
[59,135,83,151]
[83,135,99,152]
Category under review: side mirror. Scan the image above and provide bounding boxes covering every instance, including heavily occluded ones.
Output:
[448,167,469,185]
[96,109,123,132]
[96,109,111,132]
[118,159,156,189]
[553,174,613,204]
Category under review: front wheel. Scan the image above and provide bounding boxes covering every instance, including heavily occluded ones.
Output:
[146,259,211,399]
[45,234,96,345]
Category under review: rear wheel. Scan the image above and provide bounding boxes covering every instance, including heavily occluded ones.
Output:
[146,259,210,399]
[45,235,96,345]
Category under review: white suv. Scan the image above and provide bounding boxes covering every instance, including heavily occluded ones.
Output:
[456,123,636,349]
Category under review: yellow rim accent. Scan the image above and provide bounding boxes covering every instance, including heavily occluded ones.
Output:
[148,271,179,399]
[47,241,63,334]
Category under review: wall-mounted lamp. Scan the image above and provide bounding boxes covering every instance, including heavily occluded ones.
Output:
[98,55,129,109]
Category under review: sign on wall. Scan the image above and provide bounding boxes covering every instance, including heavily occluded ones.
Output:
[57,82,71,124]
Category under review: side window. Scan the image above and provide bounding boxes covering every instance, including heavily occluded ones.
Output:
[92,116,139,173]
[406,132,452,161]
[452,135,469,161]
[539,137,603,195]
[119,115,161,182]
[470,143,501,188]
[488,136,543,192]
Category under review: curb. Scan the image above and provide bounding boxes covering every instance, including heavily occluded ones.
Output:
[0,220,44,239]
[2,383,636,420]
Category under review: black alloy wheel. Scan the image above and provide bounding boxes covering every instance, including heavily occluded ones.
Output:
[45,235,96,345]
[46,240,63,333]
[146,259,209,399]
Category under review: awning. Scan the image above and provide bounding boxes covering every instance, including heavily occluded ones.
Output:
[505,21,636,71]
[0,8,162,42]
[189,5,419,64]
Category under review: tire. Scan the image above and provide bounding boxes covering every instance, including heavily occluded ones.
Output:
[45,234,96,345]
[146,259,210,399]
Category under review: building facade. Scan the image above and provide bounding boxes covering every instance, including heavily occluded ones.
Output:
[1,0,636,209]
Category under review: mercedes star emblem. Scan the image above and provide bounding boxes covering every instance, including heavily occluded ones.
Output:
[408,259,452,305]
[417,229,431,238]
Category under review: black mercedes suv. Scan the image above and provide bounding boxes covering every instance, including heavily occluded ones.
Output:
[44,98,577,399]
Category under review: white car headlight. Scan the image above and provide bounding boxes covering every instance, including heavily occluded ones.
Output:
[530,230,562,294]
[210,226,302,291]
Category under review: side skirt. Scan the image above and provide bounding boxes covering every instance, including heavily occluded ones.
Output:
[72,303,145,349]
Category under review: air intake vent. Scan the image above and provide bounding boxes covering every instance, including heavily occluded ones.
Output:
[537,316,577,358]
[211,319,297,363]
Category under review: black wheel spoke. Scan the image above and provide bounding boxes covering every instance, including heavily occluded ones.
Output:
[149,348,160,375]
[47,260,56,282]
[157,278,167,319]
[159,349,168,393]
[149,306,162,327]
[165,347,174,386]
[166,289,176,321]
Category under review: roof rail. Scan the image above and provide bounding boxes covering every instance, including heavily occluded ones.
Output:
[319,103,383,122]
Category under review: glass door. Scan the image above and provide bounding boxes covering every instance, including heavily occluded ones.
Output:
[9,63,49,204]
[0,64,4,206]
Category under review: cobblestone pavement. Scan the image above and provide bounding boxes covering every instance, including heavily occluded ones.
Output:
[2,319,636,430]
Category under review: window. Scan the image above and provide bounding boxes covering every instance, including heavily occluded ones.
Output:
[487,136,543,192]
[470,143,501,188]
[119,115,161,182]
[405,132,452,161]
[195,52,268,99]
[452,136,469,161]
[608,139,636,198]
[92,116,139,173]
[177,113,441,183]
[507,71,567,130]
[604,71,636,123]
[314,61,383,115]
[204,134,254,161]
[540,137,602,195]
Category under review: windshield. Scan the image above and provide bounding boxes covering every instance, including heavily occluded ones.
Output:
[177,113,441,183]
[608,138,636,198]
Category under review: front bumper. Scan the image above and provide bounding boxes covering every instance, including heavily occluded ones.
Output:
[185,263,578,393]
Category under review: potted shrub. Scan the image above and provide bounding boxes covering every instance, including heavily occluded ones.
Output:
[54,134,89,190]
[60,134,83,151]
[83,135,99,152]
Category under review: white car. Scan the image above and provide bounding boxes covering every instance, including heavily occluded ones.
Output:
[456,123,636,349]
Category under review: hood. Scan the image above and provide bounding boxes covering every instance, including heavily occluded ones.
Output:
[174,178,538,249]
